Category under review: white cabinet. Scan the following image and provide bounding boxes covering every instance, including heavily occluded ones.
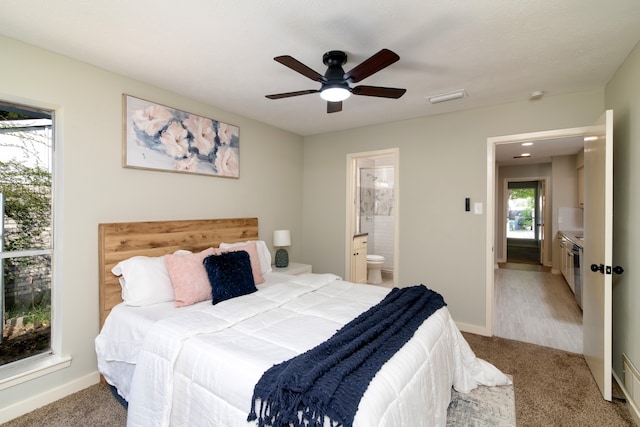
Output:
[560,238,575,293]
[351,234,368,284]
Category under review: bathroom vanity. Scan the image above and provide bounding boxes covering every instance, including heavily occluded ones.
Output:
[350,233,368,284]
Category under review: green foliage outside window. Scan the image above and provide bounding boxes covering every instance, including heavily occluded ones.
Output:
[508,188,535,229]
[1,161,52,281]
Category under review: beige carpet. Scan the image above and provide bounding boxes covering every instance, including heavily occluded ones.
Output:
[2,383,127,427]
[463,332,635,426]
[3,333,635,426]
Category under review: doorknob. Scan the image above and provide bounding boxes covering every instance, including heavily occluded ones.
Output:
[590,264,625,275]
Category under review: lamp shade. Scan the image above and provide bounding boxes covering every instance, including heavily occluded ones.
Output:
[273,230,291,247]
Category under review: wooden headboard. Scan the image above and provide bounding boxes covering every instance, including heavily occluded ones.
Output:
[98,218,259,328]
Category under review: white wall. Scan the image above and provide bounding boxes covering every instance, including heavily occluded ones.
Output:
[606,40,640,386]
[302,90,604,329]
[0,35,303,414]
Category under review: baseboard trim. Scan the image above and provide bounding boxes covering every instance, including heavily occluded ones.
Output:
[0,371,100,424]
[612,370,640,426]
[456,321,490,336]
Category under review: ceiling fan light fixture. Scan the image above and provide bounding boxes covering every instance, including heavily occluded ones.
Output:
[320,86,351,102]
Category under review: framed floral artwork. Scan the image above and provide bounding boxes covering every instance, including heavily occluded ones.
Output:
[123,95,239,178]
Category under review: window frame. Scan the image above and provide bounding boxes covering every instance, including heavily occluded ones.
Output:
[0,100,69,387]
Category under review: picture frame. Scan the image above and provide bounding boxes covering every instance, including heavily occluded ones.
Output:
[123,94,239,178]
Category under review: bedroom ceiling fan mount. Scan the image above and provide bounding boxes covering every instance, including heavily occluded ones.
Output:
[319,50,351,102]
[266,49,406,113]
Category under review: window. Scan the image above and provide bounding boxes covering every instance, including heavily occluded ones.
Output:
[0,101,54,367]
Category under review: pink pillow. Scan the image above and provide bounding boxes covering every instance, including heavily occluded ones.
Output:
[164,247,217,307]
[219,241,265,285]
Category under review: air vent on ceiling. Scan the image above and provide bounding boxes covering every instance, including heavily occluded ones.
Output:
[426,89,466,104]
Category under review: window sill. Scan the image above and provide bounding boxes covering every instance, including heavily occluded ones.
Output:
[0,354,72,390]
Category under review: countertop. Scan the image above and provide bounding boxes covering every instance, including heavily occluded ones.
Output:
[559,230,584,248]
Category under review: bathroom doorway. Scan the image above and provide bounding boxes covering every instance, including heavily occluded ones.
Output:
[345,148,399,286]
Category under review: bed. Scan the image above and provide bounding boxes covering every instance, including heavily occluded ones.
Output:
[96,218,510,427]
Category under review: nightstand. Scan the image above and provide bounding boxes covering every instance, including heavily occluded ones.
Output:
[273,262,312,275]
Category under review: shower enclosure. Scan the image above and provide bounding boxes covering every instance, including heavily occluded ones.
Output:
[357,162,394,275]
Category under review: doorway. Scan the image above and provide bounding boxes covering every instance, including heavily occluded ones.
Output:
[505,180,543,265]
[487,113,615,401]
[485,126,590,335]
[490,137,584,353]
[345,148,399,286]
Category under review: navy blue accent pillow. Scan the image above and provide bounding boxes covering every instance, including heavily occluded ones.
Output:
[203,250,257,305]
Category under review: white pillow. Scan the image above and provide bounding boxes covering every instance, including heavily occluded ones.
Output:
[219,240,272,274]
[111,255,175,306]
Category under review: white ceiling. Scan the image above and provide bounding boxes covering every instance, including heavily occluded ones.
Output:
[1,1,640,138]
[495,136,585,166]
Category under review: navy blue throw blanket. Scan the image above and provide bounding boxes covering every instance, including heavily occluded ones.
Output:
[247,285,446,427]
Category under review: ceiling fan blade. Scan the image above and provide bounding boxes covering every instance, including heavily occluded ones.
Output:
[266,89,319,100]
[352,85,406,99]
[344,49,400,83]
[274,55,324,82]
[327,101,342,113]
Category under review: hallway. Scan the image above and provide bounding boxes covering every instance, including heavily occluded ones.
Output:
[494,265,583,354]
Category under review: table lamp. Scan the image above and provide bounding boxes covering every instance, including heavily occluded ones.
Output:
[273,230,291,268]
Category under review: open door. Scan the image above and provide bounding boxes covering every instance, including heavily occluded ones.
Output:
[582,110,615,400]
[504,180,543,264]
[538,180,546,265]
[536,179,547,265]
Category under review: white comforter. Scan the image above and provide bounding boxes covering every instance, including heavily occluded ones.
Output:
[99,273,510,427]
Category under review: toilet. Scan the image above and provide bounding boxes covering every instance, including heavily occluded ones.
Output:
[366,255,385,284]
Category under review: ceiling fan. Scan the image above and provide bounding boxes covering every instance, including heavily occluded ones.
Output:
[266,49,406,113]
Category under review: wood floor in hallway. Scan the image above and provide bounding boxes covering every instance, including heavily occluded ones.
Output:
[494,264,583,354]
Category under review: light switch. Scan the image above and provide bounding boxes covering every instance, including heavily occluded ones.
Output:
[474,202,483,214]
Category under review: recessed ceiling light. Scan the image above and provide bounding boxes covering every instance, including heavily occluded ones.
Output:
[584,136,598,142]
[522,142,533,146]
